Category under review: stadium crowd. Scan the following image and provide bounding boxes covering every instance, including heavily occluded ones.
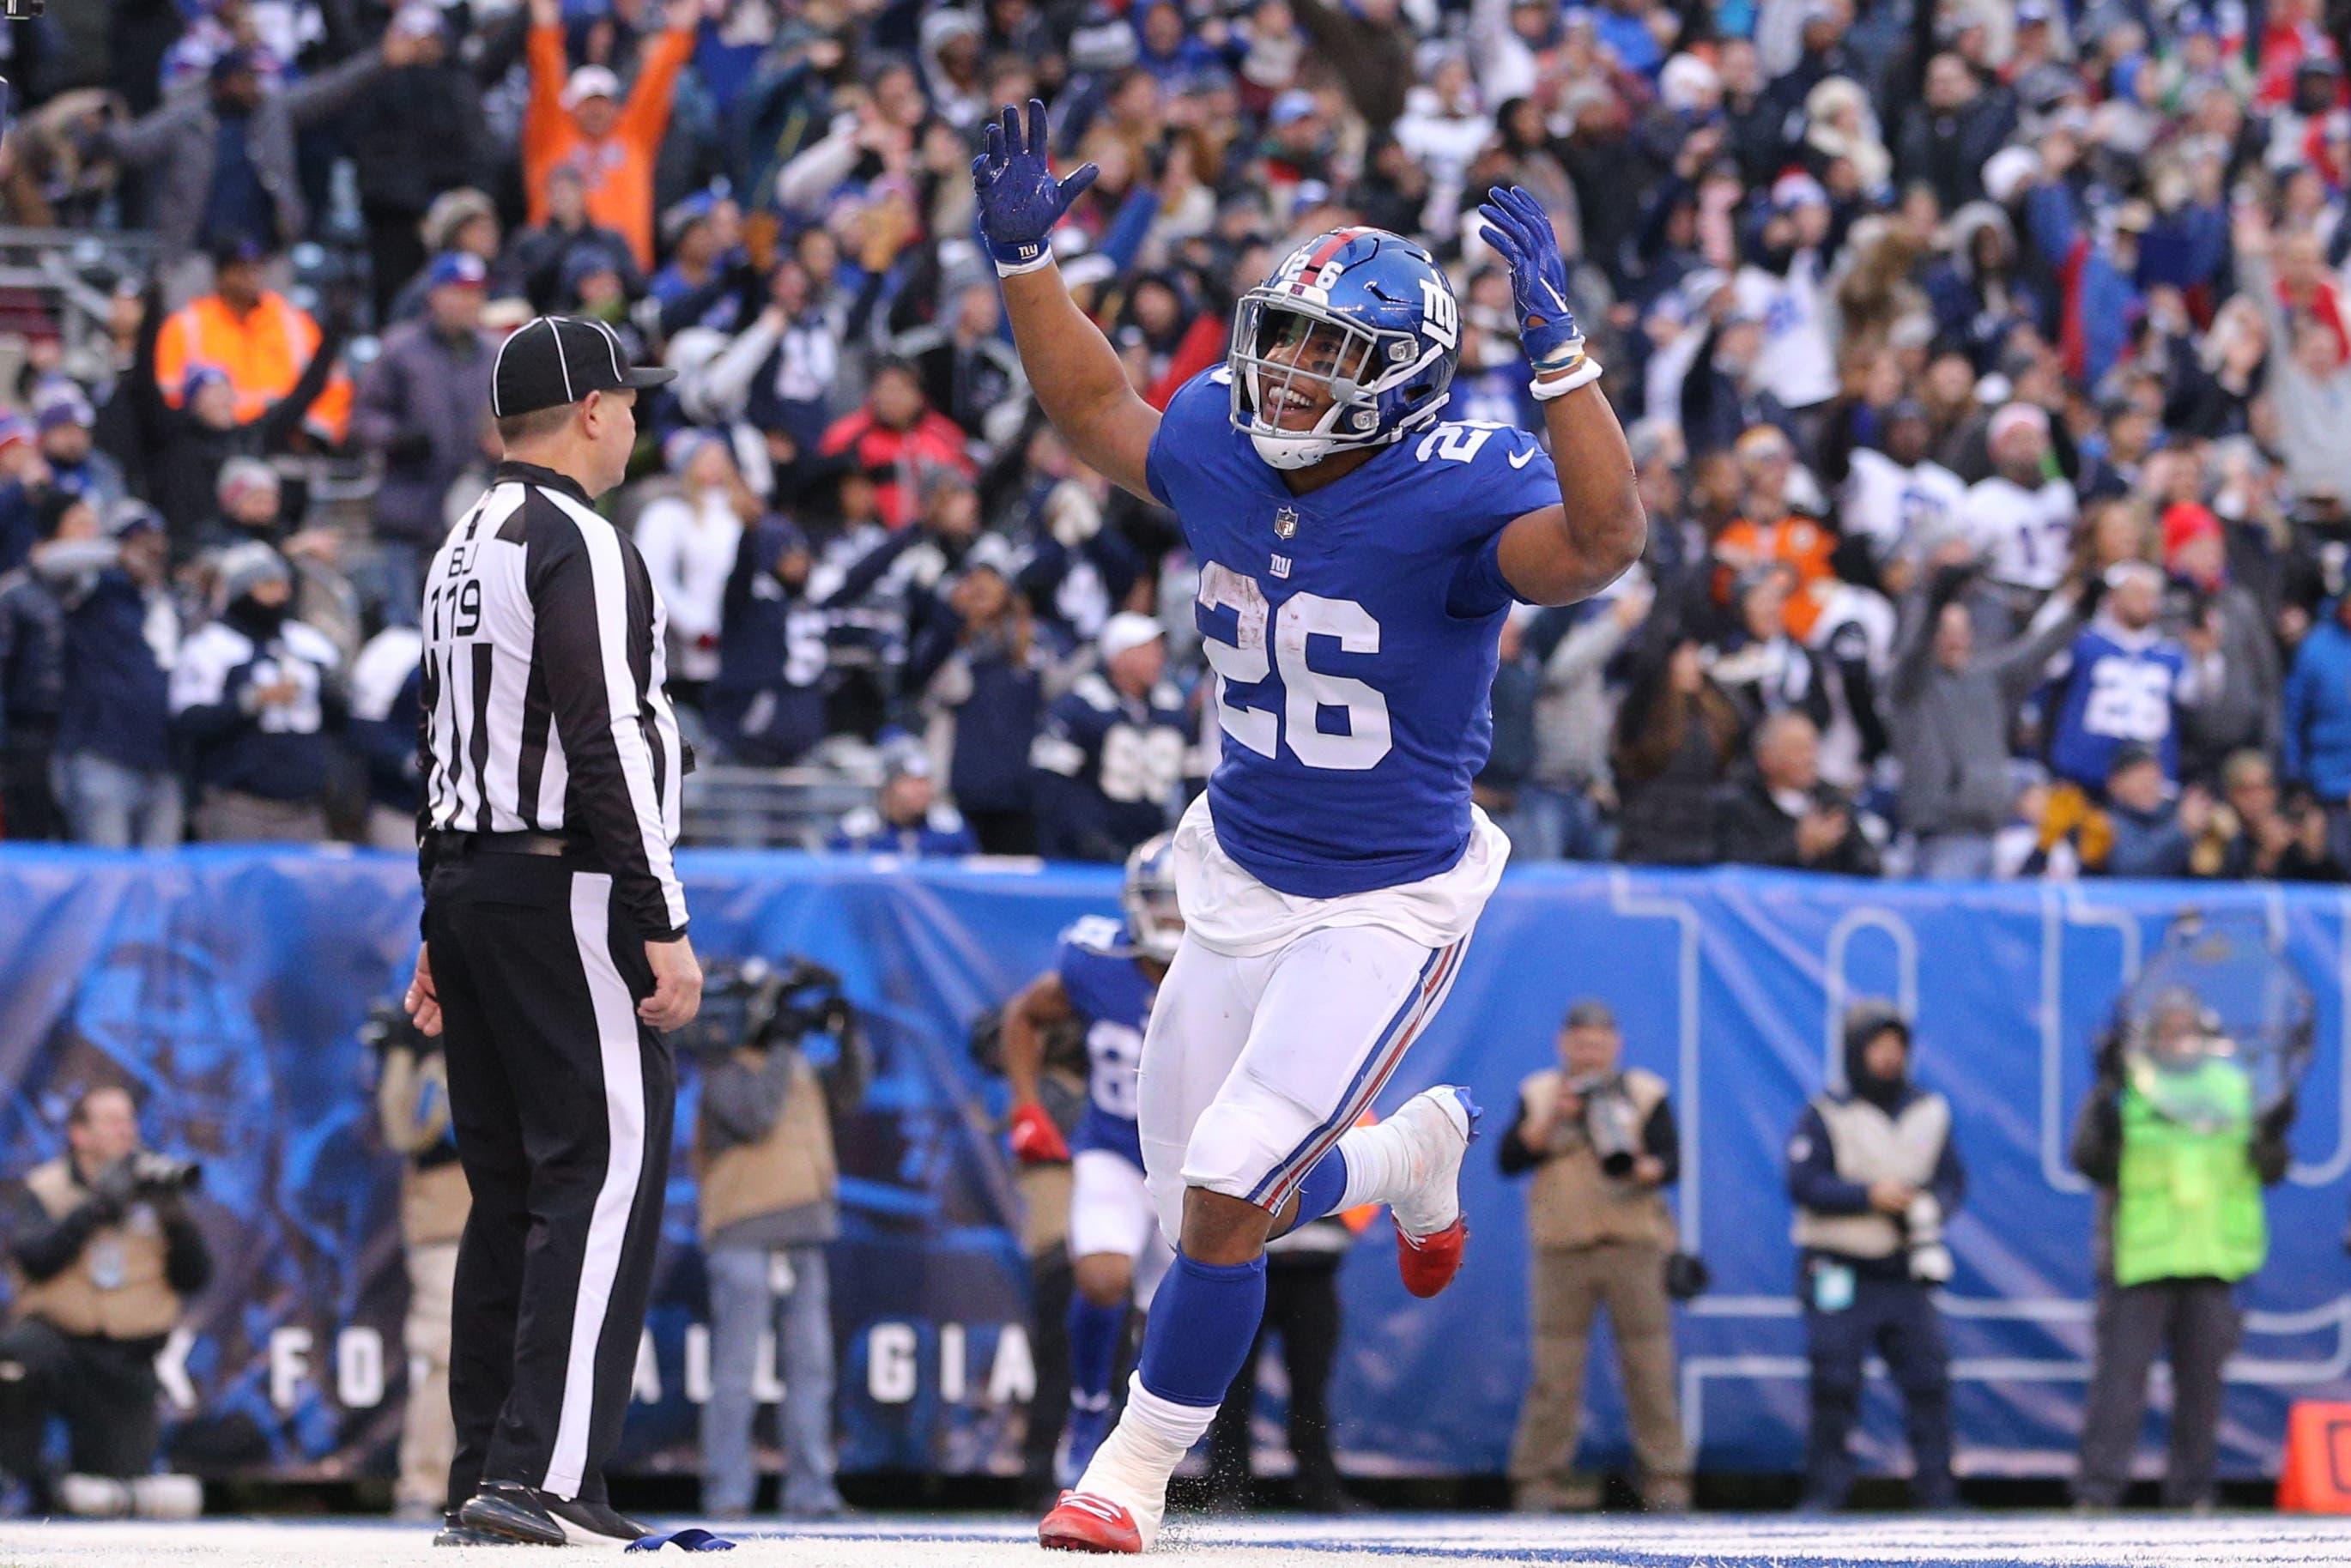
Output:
[0,0,2348,881]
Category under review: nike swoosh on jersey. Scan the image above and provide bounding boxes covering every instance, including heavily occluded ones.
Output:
[1508,448,1536,469]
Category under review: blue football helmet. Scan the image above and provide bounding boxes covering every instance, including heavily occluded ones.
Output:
[1228,227,1461,470]
[1122,832,1181,964]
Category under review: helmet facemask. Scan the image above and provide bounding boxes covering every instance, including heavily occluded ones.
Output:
[1122,832,1183,964]
[1231,294,1424,471]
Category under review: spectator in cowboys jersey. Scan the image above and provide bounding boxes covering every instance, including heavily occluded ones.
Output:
[348,614,425,851]
[169,543,345,843]
[827,740,978,857]
[1731,175,1840,427]
[679,259,844,458]
[708,517,830,766]
[1030,613,1186,863]
[2045,560,2218,796]
[1960,403,2078,626]
[912,537,1055,856]
[1839,401,1966,569]
[999,835,1179,1489]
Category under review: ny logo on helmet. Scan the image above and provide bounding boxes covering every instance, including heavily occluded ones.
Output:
[1419,277,1457,352]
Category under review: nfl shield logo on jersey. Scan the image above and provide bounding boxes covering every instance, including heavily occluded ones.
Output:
[1273,506,1299,539]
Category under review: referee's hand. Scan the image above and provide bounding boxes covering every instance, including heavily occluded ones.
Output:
[641,937,703,1032]
[406,944,442,1038]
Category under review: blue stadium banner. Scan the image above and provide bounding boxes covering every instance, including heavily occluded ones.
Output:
[0,848,2345,1482]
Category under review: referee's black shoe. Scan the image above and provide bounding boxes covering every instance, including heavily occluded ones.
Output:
[457,1481,652,1547]
[433,1510,521,1547]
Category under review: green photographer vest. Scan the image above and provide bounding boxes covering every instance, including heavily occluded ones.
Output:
[2112,1058,2266,1288]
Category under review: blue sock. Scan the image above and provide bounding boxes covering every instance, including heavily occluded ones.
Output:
[1066,1293,1124,1410]
[1135,1250,1267,1408]
[1277,1148,1349,1237]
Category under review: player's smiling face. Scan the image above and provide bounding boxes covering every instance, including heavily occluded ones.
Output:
[1258,310,1352,430]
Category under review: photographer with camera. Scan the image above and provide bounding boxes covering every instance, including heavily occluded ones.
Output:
[2069,990,2295,1511]
[367,999,471,1521]
[1499,1000,1688,1514]
[0,1087,209,1517]
[1786,1002,1965,1511]
[688,959,869,1519]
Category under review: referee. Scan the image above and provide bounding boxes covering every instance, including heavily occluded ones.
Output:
[404,314,702,1548]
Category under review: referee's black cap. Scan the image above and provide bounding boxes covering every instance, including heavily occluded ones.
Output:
[490,315,676,419]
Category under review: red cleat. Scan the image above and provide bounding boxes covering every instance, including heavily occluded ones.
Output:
[1040,1490,1143,1554]
[1396,1213,1469,1299]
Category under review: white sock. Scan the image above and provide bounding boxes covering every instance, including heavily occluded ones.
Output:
[1334,1120,1411,1211]
[1071,1375,1214,1546]
[1118,1373,1220,1454]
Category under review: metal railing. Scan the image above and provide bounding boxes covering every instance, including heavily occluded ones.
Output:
[0,226,158,387]
[679,765,876,850]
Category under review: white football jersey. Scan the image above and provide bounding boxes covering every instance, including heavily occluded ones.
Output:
[1843,449,1968,561]
[1963,474,2079,591]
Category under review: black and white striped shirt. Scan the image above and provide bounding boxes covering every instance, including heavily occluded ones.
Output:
[418,460,689,939]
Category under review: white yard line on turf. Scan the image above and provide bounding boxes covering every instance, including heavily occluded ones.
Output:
[0,1516,2348,1567]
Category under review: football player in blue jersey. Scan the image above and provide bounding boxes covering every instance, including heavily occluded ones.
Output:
[974,100,1646,1552]
[1001,835,1182,1489]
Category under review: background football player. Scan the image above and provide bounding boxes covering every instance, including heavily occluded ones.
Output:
[1001,835,1181,1487]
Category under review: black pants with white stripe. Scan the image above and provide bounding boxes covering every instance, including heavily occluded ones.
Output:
[426,847,676,1510]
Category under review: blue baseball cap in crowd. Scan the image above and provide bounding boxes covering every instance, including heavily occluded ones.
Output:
[33,384,93,432]
[181,362,233,403]
[425,251,488,291]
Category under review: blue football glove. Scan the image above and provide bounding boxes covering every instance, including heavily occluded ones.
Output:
[971,99,1098,276]
[1475,185,1584,372]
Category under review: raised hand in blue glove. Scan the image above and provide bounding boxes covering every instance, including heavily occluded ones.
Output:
[1475,185,1585,374]
[972,99,1098,277]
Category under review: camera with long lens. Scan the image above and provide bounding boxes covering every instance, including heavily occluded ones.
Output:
[1572,1072,1642,1179]
[670,957,856,1058]
[129,1151,203,1194]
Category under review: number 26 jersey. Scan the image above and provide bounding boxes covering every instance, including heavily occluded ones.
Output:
[1145,368,1562,900]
